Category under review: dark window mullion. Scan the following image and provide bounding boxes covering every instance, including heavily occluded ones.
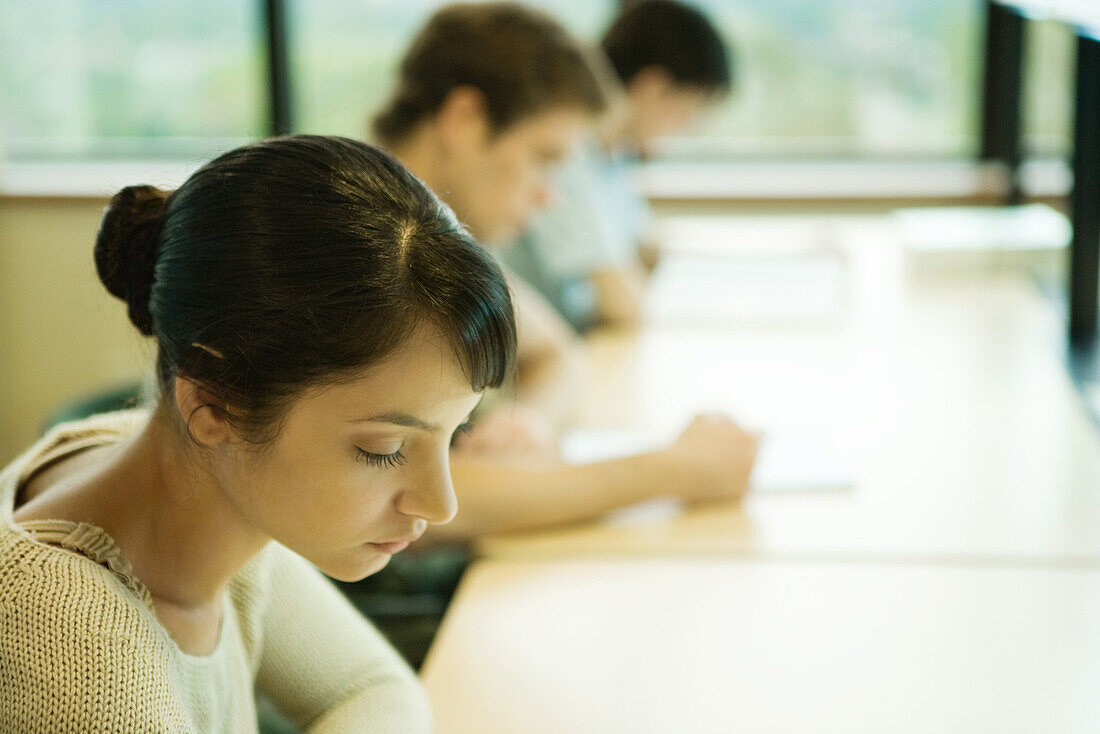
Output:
[979,1,1026,204]
[262,0,294,136]
[1069,34,1100,343]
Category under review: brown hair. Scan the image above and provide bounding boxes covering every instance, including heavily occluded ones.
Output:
[95,135,516,442]
[373,2,609,145]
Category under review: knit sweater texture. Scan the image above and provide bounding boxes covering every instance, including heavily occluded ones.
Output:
[0,411,431,733]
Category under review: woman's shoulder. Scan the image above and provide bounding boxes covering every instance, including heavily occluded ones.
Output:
[28,409,150,468]
[0,523,161,645]
[1,409,150,512]
[0,526,191,732]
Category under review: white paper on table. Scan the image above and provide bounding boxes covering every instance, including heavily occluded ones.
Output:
[559,428,853,494]
[893,204,1070,272]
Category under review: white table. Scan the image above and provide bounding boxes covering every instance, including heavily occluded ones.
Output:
[480,217,1100,564]
[423,557,1100,734]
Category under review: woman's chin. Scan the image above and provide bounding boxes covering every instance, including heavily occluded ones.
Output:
[316,547,393,582]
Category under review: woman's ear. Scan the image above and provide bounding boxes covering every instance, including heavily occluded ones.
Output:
[173,376,234,447]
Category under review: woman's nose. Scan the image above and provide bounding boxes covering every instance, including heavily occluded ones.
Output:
[395,455,458,525]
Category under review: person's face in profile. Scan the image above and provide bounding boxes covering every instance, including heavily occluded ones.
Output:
[452,105,593,246]
[626,67,715,157]
[214,324,481,583]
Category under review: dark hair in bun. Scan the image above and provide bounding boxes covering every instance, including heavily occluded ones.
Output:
[94,135,516,441]
[94,185,169,336]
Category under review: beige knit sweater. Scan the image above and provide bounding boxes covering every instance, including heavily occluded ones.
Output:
[0,411,432,733]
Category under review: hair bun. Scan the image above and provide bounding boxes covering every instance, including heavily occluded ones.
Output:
[94,185,170,336]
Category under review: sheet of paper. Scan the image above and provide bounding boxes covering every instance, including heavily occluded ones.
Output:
[893,203,1070,254]
[559,428,854,494]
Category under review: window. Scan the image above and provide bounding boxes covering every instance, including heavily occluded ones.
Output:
[666,0,1072,160]
[0,0,265,161]
[0,0,1075,164]
[661,0,982,158]
[1022,17,1074,157]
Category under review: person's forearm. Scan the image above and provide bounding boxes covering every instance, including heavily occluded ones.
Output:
[433,450,679,540]
[306,674,430,734]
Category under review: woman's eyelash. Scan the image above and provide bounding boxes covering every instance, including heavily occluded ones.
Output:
[355,448,407,468]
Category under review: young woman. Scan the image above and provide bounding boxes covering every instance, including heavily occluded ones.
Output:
[0,135,516,731]
[372,2,758,539]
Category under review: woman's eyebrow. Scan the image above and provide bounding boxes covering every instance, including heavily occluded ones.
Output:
[347,412,440,432]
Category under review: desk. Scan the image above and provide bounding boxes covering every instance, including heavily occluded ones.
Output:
[479,217,1100,564]
[422,558,1100,734]
[426,215,1100,730]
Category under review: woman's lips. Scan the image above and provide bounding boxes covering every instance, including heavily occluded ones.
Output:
[368,539,411,555]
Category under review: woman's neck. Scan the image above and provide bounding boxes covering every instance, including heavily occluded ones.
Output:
[113,409,272,607]
[25,406,271,610]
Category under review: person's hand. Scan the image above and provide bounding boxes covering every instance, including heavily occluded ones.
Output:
[452,405,560,462]
[661,413,759,502]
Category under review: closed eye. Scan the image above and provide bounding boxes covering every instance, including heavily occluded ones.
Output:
[355,447,408,468]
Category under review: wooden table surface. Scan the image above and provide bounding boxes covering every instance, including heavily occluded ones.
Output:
[479,217,1100,565]
[424,215,1100,733]
[423,557,1100,734]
